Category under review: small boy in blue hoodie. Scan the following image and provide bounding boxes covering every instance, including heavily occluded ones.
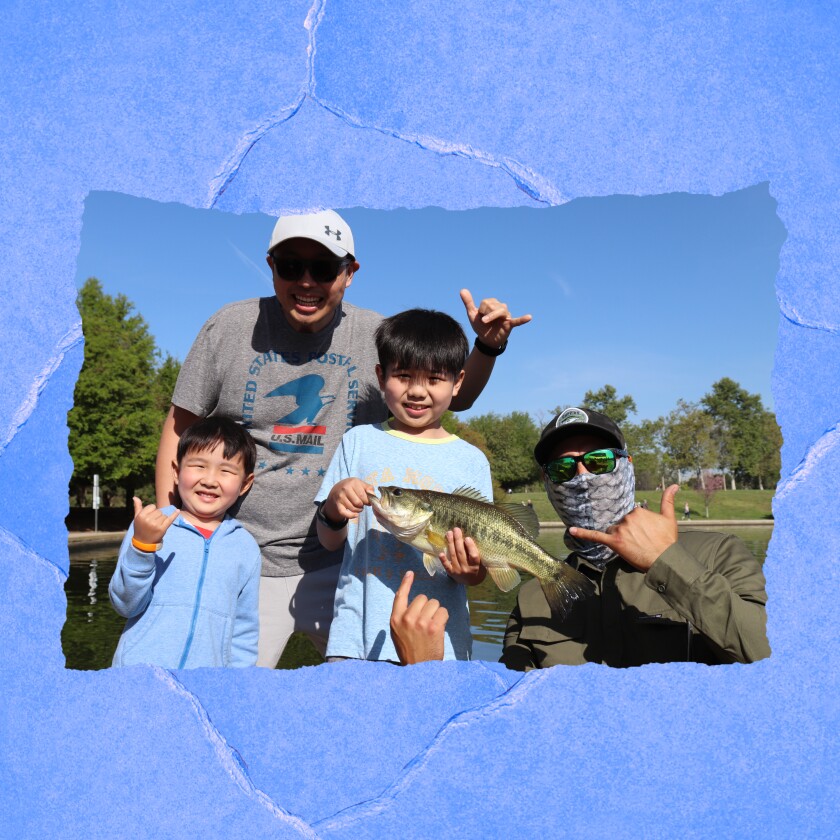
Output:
[109,417,260,668]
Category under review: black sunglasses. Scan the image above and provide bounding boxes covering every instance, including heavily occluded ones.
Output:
[543,448,629,484]
[270,255,352,284]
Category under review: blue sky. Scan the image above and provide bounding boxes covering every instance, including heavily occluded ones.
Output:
[74,187,785,425]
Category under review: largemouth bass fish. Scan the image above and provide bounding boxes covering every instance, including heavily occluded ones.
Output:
[369,485,595,618]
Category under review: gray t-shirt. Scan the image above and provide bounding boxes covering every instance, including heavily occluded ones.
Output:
[172,297,386,576]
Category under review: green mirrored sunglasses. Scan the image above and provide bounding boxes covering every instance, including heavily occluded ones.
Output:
[542,448,630,484]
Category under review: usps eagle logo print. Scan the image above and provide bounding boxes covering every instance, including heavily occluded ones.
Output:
[265,374,335,454]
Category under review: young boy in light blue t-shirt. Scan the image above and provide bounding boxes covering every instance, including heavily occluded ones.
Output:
[314,309,493,662]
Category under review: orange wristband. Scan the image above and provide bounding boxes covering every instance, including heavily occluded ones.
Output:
[131,537,161,553]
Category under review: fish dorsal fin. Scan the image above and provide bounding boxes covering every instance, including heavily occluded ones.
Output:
[451,485,492,503]
[423,552,446,577]
[487,565,522,593]
[496,503,540,538]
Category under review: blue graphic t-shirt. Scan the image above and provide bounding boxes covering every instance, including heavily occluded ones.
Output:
[315,422,493,662]
[172,297,386,577]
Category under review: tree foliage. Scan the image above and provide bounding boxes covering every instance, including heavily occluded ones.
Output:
[545,379,780,491]
[701,378,767,489]
[661,400,720,484]
[153,353,182,415]
[69,278,176,507]
[442,411,501,496]
[623,418,664,490]
[583,384,638,425]
[465,411,541,489]
[754,410,782,490]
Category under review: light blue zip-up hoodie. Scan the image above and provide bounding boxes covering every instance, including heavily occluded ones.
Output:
[109,507,261,668]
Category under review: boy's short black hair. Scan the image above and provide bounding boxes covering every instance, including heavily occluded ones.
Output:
[176,417,257,476]
[375,308,468,376]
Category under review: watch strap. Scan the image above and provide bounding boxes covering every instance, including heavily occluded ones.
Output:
[317,499,348,531]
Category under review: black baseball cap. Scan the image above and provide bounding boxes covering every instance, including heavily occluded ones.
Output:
[534,406,626,464]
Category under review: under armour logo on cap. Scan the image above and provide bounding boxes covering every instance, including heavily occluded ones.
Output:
[324,225,342,240]
[556,407,589,427]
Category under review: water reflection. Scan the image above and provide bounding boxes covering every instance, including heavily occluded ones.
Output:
[87,558,97,621]
[63,528,771,670]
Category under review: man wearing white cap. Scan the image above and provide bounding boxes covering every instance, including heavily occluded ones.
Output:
[155,210,530,668]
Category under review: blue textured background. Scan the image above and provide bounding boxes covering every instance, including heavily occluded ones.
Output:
[1,2,836,836]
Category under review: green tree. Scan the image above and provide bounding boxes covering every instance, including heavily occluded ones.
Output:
[466,411,541,490]
[753,410,782,490]
[661,400,719,486]
[701,378,766,489]
[580,384,638,425]
[68,278,166,510]
[441,411,500,496]
[623,418,664,490]
[152,353,181,414]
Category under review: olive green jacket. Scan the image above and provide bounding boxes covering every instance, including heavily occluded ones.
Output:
[501,531,770,670]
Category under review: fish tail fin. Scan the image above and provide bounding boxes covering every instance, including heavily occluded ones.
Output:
[539,563,595,619]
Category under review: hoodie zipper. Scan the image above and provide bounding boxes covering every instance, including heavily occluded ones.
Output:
[178,525,215,668]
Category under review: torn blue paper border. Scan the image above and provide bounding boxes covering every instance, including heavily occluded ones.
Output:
[1,2,837,837]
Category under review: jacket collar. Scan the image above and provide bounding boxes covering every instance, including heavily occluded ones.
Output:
[160,504,240,538]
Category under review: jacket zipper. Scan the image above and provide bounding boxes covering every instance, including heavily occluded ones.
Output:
[178,527,214,668]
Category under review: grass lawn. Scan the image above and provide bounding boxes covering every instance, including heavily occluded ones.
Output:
[502,488,774,521]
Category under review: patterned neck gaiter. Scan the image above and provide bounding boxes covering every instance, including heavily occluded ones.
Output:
[544,456,636,569]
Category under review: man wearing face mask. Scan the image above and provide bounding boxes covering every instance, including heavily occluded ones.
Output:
[499,407,771,669]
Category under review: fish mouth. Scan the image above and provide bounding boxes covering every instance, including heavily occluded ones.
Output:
[369,488,398,530]
[367,489,384,515]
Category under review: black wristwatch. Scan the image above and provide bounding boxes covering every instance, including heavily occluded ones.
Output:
[474,336,508,357]
[317,499,348,531]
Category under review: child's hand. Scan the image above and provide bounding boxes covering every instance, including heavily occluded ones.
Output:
[325,478,375,522]
[460,289,532,348]
[439,527,487,586]
[390,571,448,664]
[132,496,180,546]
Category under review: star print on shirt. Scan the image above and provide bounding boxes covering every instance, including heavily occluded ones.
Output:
[317,468,326,476]
[286,467,294,475]
[258,461,267,470]
[301,468,310,476]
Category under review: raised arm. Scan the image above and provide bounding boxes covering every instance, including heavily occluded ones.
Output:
[155,404,202,507]
[109,497,180,618]
[450,289,532,410]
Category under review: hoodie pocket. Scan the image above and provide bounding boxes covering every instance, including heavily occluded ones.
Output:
[114,604,196,668]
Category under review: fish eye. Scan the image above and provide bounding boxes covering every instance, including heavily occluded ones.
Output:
[392,488,402,496]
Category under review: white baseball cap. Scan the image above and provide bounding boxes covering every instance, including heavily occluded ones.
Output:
[268,210,355,259]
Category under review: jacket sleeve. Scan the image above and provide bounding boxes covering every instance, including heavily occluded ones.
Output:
[644,533,770,664]
[108,527,157,619]
[500,598,539,671]
[229,544,261,667]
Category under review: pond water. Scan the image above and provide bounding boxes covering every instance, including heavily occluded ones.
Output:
[62,528,771,670]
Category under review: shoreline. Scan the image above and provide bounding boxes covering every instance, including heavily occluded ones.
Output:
[67,518,774,551]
